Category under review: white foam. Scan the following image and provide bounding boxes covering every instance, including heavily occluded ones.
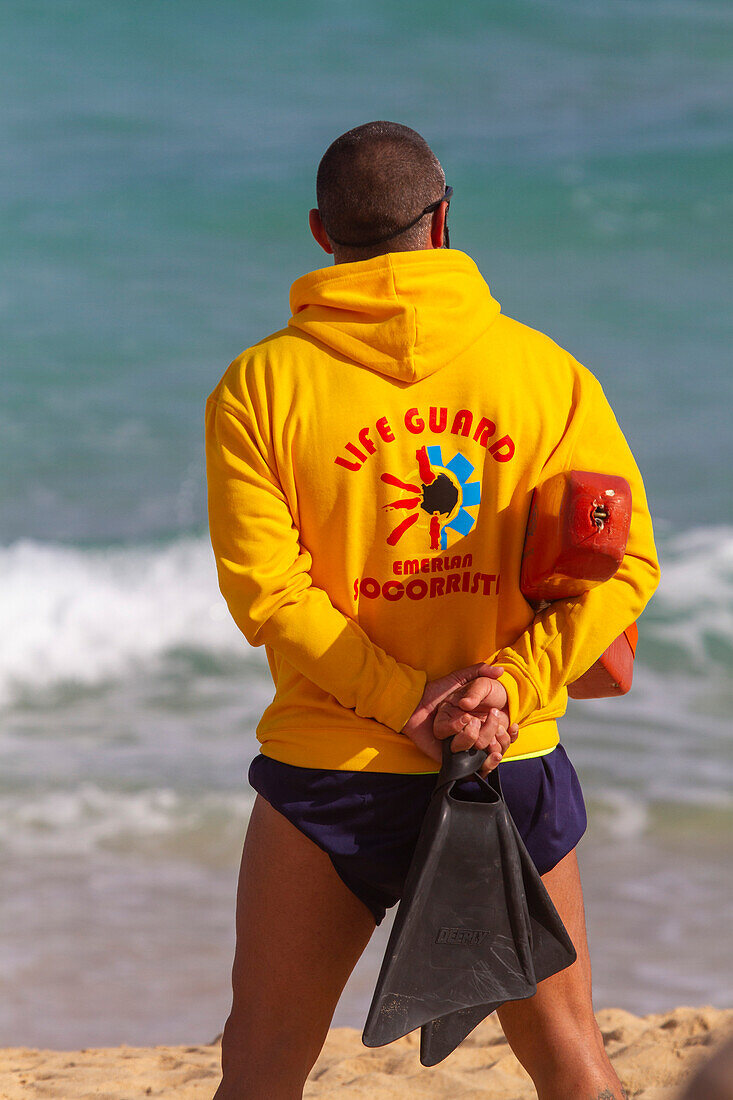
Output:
[593,790,650,840]
[655,525,733,608]
[0,784,253,857]
[646,525,733,670]
[1,526,731,705]
[0,537,245,705]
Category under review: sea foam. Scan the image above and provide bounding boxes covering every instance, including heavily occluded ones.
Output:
[0,537,244,706]
[649,525,733,670]
[1,526,731,706]
[0,783,253,858]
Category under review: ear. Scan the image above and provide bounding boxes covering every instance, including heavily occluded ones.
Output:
[309,209,334,255]
[429,201,448,249]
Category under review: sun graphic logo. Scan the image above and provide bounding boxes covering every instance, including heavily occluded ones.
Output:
[381,445,482,551]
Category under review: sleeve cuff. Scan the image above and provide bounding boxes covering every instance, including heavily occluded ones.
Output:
[375,664,427,733]
[498,665,537,728]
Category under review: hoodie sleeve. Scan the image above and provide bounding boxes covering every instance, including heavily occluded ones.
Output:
[205,397,427,731]
[494,374,660,727]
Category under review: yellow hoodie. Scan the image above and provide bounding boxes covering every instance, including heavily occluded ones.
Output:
[206,249,659,773]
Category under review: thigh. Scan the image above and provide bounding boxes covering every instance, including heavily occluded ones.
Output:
[496,849,605,1079]
[222,795,376,1088]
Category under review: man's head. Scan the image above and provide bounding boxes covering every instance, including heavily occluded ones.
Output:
[309,121,449,263]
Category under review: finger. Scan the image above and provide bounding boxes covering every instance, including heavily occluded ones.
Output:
[479,749,504,777]
[485,707,514,740]
[477,720,515,761]
[488,706,509,727]
[451,662,504,687]
[452,679,508,715]
[450,679,494,713]
[434,699,475,722]
[425,664,505,715]
[448,717,482,753]
[443,683,492,717]
[466,706,509,746]
[493,726,511,754]
[462,715,502,754]
[433,704,476,741]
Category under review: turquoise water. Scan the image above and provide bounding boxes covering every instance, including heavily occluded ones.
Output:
[1,0,732,1049]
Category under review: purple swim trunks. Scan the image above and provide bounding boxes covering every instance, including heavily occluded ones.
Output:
[248,745,587,925]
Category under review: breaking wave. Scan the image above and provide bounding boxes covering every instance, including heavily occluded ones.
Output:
[1,525,731,705]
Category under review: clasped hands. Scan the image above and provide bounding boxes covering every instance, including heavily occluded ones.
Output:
[402,662,519,777]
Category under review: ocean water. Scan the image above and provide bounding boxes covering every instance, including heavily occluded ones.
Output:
[1,0,732,1050]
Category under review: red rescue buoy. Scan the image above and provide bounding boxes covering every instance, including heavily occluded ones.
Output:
[521,471,637,698]
[566,622,638,699]
[521,470,632,601]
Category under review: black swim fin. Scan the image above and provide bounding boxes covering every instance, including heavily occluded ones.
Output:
[419,807,576,1066]
[363,744,542,1050]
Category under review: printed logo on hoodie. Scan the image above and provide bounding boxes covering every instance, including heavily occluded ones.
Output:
[382,444,481,551]
[333,403,515,552]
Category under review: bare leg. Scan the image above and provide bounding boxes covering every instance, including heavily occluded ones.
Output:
[497,850,626,1100]
[213,795,376,1100]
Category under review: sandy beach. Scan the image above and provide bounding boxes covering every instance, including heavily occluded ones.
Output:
[1,1006,731,1099]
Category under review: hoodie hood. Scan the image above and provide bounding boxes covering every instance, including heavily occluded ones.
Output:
[288,249,501,383]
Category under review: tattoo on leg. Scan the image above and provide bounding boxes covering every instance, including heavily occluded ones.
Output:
[591,1089,626,1100]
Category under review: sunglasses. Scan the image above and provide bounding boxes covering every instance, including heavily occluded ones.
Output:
[327,185,453,249]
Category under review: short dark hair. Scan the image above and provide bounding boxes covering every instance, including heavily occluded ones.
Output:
[316,121,445,256]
